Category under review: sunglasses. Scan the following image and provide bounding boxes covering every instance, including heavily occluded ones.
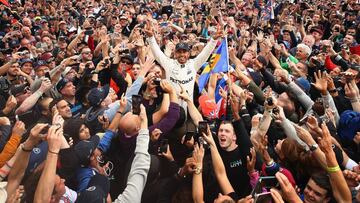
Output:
[120,60,132,65]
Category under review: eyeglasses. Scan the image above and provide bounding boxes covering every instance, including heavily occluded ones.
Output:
[120,60,132,65]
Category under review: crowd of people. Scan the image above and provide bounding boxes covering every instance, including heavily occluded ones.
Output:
[0,0,360,202]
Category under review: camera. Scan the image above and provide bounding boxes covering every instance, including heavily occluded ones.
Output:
[153,78,161,86]
[266,98,273,106]
[104,58,110,66]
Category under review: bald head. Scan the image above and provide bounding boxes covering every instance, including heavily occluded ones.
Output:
[118,112,141,136]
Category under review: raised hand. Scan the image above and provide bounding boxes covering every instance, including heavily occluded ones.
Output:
[144,18,154,37]
[160,80,175,94]
[305,115,322,137]
[3,95,17,114]
[202,124,215,147]
[192,143,204,169]
[39,78,52,93]
[140,56,155,73]
[151,128,162,142]
[344,80,360,99]
[47,125,63,154]
[246,147,256,173]
[159,144,174,161]
[275,172,299,202]
[312,70,328,95]
[317,123,333,154]
[12,121,26,137]
[178,84,190,102]
[270,189,285,203]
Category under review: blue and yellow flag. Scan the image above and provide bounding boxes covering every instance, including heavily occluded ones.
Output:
[198,38,229,92]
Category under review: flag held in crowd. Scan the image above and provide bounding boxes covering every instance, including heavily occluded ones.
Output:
[261,0,275,21]
[198,38,229,92]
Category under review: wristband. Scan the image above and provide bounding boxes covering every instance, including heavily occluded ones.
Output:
[48,149,59,155]
[327,165,340,173]
[349,97,359,103]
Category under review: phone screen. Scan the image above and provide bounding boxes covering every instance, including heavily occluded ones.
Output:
[158,139,168,153]
[198,121,208,136]
[45,72,51,80]
[260,176,279,189]
[132,95,142,115]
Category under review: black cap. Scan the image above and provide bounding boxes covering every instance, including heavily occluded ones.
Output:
[56,77,70,92]
[120,54,134,64]
[175,42,190,51]
[34,60,48,69]
[58,36,68,42]
[74,135,100,167]
[20,58,33,66]
[76,174,109,203]
[9,84,28,96]
[9,39,20,48]
[87,85,110,107]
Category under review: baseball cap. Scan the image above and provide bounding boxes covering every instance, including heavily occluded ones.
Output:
[338,110,360,141]
[9,39,20,48]
[9,84,28,96]
[87,85,110,107]
[34,60,48,69]
[58,36,68,42]
[76,174,109,203]
[56,77,71,92]
[74,135,100,167]
[295,77,311,93]
[310,26,324,36]
[34,16,41,21]
[175,42,190,51]
[59,20,66,25]
[62,66,73,77]
[120,54,134,64]
[198,94,218,119]
[119,15,127,20]
[20,58,33,66]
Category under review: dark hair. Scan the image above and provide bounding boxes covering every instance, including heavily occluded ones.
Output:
[48,97,64,111]
[310,172,332,198]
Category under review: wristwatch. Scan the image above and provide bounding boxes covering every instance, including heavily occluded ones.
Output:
[310,144,319,152]
[194,167,202,175]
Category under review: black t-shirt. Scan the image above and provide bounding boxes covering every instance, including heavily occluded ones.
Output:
[220,147,252,198]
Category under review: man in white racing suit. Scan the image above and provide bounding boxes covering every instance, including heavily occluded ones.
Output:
[145,19,222,111]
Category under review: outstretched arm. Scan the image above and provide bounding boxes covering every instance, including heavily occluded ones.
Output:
[115,105,150,203]
[34,126,63,203]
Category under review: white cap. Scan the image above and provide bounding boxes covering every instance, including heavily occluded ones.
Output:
[62,66,72,77]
